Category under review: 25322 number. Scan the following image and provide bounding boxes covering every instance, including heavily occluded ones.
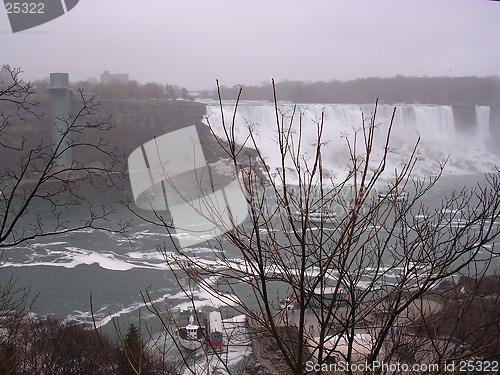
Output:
[5,2,45,14]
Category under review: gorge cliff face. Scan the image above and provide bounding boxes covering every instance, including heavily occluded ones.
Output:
[1,100,208,191]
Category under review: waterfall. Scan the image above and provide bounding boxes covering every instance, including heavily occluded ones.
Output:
[475,105,490,141]
[203,102,497,179]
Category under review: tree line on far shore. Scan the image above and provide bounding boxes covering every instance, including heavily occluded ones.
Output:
[209,75,500,105]
[32,78,192,101]
[26,74,500,105]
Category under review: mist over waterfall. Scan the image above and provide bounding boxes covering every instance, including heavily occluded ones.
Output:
[204,102,498,182]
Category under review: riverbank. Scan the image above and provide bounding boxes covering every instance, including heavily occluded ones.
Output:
[242,296,443,374]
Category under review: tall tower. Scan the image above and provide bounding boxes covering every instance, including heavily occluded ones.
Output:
[48,73,72,166]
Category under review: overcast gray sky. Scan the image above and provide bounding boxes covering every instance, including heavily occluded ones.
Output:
[1,0,499,89]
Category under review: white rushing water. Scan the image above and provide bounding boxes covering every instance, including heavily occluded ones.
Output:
[475,105,491,144]
[204,102,498,181]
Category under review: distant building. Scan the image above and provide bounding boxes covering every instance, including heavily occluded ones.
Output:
[100,70,129,85]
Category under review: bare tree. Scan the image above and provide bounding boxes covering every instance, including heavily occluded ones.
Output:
[0,64,129,248]
[132,81,500,374]
[0,65,132,373]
